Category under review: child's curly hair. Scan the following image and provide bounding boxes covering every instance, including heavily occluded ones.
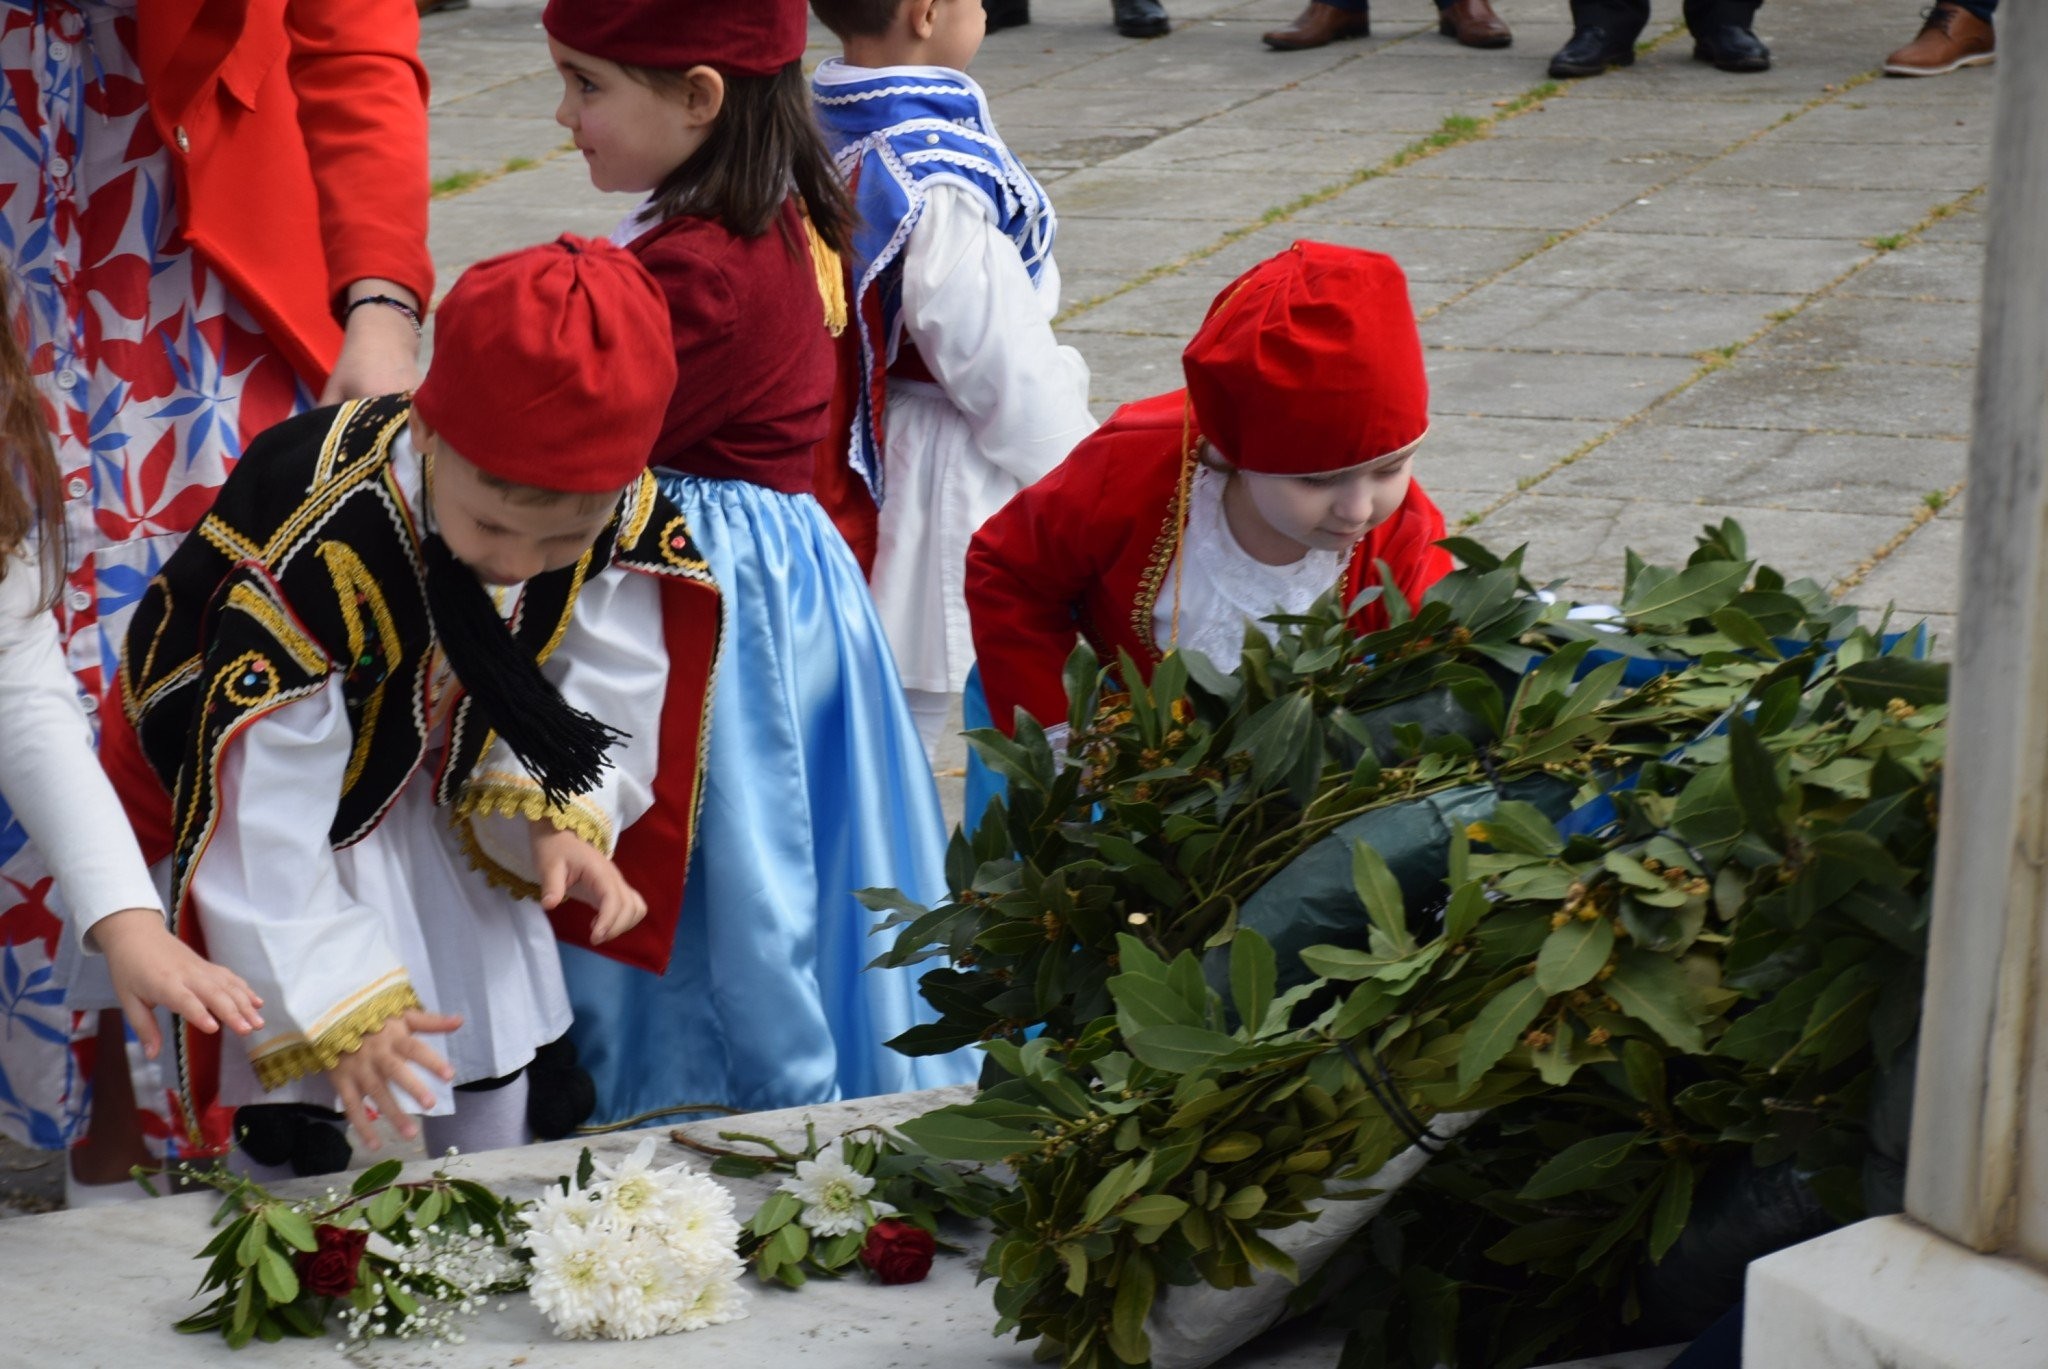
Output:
[0,269,63,608]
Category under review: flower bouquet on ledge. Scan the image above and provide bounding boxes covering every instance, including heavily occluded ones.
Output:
[522,1137,748,1339]
[672,1118,1009,1288]
[167,1155,527,1351]
[169,1138,750,1350]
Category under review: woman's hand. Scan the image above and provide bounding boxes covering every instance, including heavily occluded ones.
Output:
[320,281,422,403]
[529,821,648,945]
[90,908,265,1060]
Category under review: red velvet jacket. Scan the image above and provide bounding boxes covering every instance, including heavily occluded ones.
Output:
[966,391,1453,736]
[136,0,434,387]
[627,202,837,492]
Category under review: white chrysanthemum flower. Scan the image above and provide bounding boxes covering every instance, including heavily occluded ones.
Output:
[668,1267,750,1333]
[591,1242,671,1341]
[526,1147,750,1342]
[778,1147,896,1238]
[527,1183,602,1233]
[590,1138,672,1225]
[525,1218,615,1340]
[659,1171,743,1253]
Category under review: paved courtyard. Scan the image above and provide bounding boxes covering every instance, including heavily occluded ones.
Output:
[425,0,1988,654]
[0,0,1994,1225]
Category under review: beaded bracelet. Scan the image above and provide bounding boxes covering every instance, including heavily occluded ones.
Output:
[345,293,422,334]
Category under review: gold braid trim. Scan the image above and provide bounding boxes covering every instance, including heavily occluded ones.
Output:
[249,976,423,1091]
[802,213,849,337]
[451,774,616,900]
[1130,397,1201,657]
[619,472,659,550]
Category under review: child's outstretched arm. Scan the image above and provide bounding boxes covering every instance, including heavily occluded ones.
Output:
[530,821,648,945]
[88,909,265,1060]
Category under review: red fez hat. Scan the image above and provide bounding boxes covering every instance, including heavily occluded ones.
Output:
[1182,242,1429,477]
[413,236,675,494]
[541,1,809,77]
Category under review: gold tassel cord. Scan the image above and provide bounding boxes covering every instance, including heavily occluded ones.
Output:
[802,215,849,338]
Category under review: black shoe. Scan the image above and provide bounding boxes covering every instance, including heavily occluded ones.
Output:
[1113,0,1170,38]
[1691,23,1770,71]
[1547,24,1635,78]
[984,0,1030,31]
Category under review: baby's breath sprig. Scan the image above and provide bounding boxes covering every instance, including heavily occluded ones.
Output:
[168,1153,527,1353]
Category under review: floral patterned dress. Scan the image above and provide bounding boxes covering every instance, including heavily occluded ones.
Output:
[0,0,310,1150]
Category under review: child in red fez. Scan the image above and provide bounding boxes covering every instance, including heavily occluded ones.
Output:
[98,237,721,1166]
[968,242,1453,742]
[539,0,974,1123]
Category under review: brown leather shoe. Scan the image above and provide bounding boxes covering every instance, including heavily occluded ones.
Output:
[1439,0,1512,48]
[1263,2,1370,51]
[1884,2,1993,76]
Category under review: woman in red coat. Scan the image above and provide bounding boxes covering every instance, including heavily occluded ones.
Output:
[0,0,431,1197]
[967,243,1452,742]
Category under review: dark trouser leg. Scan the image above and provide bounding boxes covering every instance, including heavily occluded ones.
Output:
[1570,0,1649,42]
[1955,0,1996,18]
[1684,0,1760,34]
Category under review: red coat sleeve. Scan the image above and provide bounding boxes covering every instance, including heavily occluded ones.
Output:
[285,0,434,316]
[966,451,1118,737]
[1346,479,1453,634]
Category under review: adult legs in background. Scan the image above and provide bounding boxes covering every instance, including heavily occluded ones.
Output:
[1112,0,1170,38]
[1264,0,1510,50]
[1550,0,1646,76]
[983,0,1030,31]
[1685,0,1770,71]
[1884,1,1996,76]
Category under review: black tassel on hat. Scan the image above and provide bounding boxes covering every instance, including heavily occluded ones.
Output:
[420,529,626,809]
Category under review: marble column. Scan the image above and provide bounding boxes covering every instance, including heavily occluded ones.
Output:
[1745,6,2048,1365]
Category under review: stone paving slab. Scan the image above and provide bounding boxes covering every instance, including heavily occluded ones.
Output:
[1539,427,1969,516]
[1688,134,1991,193]
[1655,356,1972,439]
[1835,242,1986,302]
[1427,349,1705,422]
[1748,294,1980,368]
[1297,174,1634,230]
[1200,221,1558,283]
[1423,283,1808,356]
[1476,495,1918,594]
[1599,184,1958,242]
[1493,229,1871,297]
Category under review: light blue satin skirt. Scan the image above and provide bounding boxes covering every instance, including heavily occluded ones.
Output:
[560,475,975,1124]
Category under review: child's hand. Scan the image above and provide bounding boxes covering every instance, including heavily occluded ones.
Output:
[89,908,266,1061]
[326,1009,463,1150]
[529,821,648,945]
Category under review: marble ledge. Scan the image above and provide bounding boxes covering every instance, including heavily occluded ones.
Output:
[1746,1214,2048,1369]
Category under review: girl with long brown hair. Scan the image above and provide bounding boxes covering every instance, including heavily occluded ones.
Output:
[0,273,262,1203]
[535,0,974,1127]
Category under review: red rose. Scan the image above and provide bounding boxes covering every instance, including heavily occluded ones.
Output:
[859,1218,936,1286]
[296,1224,370,1298]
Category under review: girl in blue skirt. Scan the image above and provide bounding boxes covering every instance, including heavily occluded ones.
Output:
[539,0,973,1122]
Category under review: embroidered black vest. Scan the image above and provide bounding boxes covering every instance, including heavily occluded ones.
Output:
[121,394,706,907]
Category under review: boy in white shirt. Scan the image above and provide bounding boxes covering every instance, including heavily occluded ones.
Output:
[810,0,1097,761]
